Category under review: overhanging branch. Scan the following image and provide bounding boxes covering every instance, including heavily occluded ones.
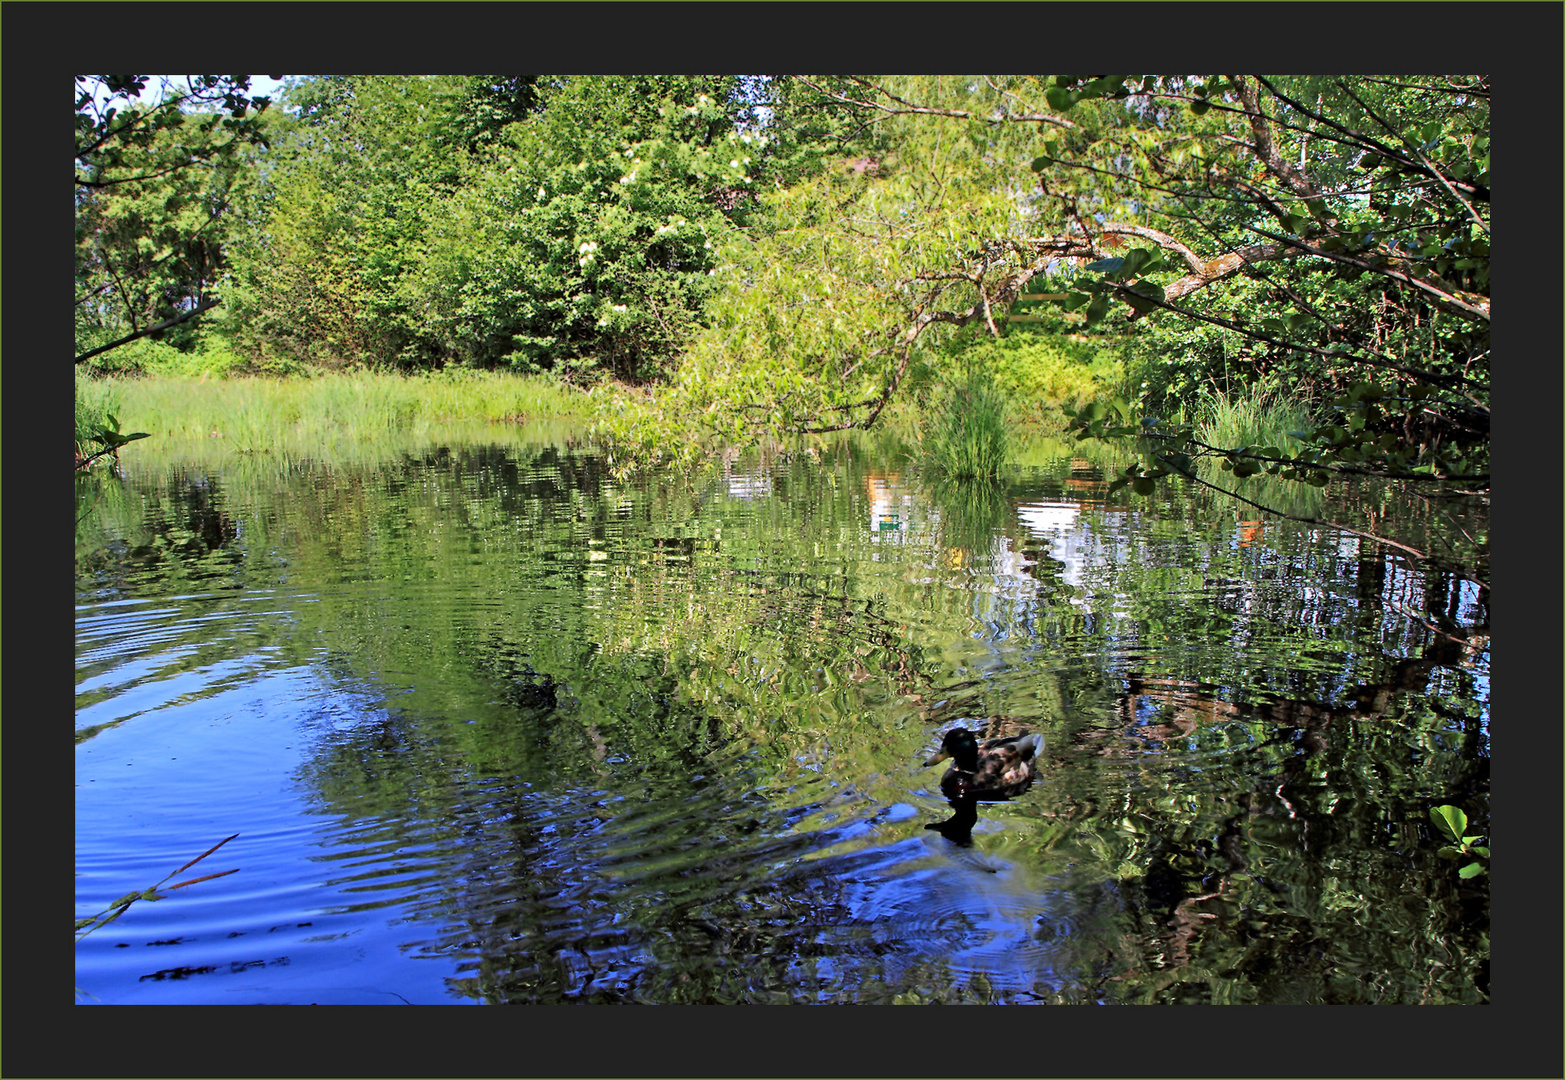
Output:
[75,296,220,364]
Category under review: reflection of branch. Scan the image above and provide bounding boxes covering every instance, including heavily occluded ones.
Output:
[1180,434,1488,485]
[1161,455,1430,562]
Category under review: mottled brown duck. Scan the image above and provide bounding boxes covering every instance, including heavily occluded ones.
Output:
[924,728,1043,801]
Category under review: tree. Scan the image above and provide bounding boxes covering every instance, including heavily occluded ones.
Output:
[227,75,804,380]
[75,76,277,363]
[620,75,1488,586]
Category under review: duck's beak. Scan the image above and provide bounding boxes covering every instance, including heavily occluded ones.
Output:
[924,749,950,767]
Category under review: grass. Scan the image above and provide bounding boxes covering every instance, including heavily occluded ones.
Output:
[1193,383,1327,518]
[86,368,599,455]
[1196,383,1315,455]
[922,366,1009,479]
[75,374,125,455]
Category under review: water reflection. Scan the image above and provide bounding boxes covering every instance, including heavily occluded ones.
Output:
[76,432,1489,1004]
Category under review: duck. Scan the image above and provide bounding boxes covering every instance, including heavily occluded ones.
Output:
[924,727,1044,801]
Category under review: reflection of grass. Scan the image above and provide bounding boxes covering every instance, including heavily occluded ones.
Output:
[1195,457,1329,519]
[87,370,598,453]
[931,475,1008,556]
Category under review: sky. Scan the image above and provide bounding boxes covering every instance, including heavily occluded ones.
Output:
[79,75,293,111]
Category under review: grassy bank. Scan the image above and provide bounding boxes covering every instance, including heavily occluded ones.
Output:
[82,368,600,455]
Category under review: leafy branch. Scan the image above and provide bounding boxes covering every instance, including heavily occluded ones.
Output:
[1429,805,1487,880]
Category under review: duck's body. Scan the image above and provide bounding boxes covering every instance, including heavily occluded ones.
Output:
[924,728,1043,801]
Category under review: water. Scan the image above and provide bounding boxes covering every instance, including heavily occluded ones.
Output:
[74,432,1490,1003]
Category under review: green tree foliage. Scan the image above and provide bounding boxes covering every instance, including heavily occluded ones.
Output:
[406,76,752,379]
[224,75,819,380]
[617,75,1488,584]
[220,75,452,368]
[75,75,276,362]
[606,76,1055,467]
[1026,77,1489,503]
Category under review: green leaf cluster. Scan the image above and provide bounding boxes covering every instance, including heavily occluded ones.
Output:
[75,76,275,356]
[1429,804,1488,879]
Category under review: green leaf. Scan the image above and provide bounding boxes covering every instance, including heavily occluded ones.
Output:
[1132,476,1155,496]
[1430,804,1467,843]
[1122,280,1165,314]
[1457,862,1485,879]
[1189,99,1210,116]
[1083,257,1125,274]
[1119,247,1160,276]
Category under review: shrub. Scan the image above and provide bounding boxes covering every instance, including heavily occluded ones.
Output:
[74,374,123,454]
[79,338,247,379]
[949,329,1126,424]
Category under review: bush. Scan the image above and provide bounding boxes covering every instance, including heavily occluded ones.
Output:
[949,329,1126,423]
[75,374,123,454]
[78,338,247,379]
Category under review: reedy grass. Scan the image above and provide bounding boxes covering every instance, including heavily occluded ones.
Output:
[1194,383,1326,518]
[923,367,1009,479]
[89,369,598,455]
[1196,383,1314,455]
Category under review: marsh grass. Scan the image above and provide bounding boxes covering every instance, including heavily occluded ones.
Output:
[94,369,597,454]
[1197,383,1315,455]
[1195,384,1326,518]
[923,367,1009,479]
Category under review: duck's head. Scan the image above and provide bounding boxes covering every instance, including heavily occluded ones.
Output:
[924,727,981,771]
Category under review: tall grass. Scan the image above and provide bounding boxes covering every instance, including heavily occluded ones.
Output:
[923,367,1009,479]
[90,369,598,455]
[1195,383,1326,518]
[1196,383,1315,454]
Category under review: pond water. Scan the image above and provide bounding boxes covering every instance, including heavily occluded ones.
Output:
[74,428,1489,1004]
